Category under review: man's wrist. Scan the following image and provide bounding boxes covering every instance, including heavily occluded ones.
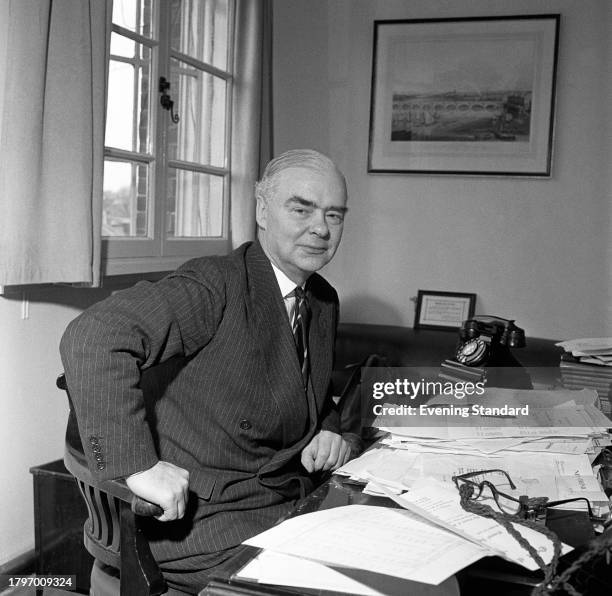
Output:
[124,460,160,481]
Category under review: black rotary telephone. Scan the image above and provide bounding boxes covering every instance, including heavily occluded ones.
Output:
[441,316,532,389]
[456,316,526,366]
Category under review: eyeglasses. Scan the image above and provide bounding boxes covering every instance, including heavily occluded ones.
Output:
[452,469,595,521]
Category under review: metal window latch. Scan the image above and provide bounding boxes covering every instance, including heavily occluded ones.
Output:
[159,76,180,123]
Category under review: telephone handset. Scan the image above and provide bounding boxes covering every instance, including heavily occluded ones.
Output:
[455,316,526,367]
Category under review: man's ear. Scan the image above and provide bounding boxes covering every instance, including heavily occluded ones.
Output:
[255,196,267,230]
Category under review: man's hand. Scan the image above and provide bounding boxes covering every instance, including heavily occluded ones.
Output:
[126,461,190,522]
[300,430,352,473]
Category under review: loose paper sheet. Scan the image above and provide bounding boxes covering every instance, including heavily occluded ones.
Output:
[374,478,572,571]
[244,505,487,585]
[237,551,387,596]
[236,550,461,596]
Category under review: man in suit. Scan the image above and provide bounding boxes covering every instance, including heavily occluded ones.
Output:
[60,149,353,592]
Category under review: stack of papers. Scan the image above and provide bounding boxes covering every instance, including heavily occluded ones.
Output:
[238,481,571,591]
[376,389,612,457]
[556,339,612,415]
[556,338,612,366]
[337,444,609,514]
[338,388,611,514]
[237,388,611,593]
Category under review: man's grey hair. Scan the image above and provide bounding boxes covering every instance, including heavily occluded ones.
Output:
[255,149,347,202]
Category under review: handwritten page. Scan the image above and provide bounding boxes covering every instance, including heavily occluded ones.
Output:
[374,478,572,571]
[244,504,487,585]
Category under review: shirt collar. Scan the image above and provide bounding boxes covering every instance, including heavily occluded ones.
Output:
[270,262,305,298]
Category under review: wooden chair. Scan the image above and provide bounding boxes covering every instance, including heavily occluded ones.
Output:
[336,353,388,442]
[58,373,182,596]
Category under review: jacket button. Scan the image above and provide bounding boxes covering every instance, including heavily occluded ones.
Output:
[94,453,104,462]
[90,436,99,444]
[92,444,101,452]
[97,463,105,470]
[239,419,251,430]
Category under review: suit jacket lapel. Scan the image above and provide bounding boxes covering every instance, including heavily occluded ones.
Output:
[306,287,332,409]
[245,242,337,480]
[245,242,306,416]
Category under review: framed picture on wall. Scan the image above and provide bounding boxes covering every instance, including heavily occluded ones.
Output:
[368,15,560,176]
[414,290,476,330]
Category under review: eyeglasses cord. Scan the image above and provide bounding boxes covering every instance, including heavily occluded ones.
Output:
[458,482,562,594]
[458,483,612,595]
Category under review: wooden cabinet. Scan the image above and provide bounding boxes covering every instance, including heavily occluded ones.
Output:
[30,459,93,594]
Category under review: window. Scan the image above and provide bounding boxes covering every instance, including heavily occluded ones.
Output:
[103,0,233,275]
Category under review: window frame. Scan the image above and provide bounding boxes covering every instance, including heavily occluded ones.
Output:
[102,0,234,276]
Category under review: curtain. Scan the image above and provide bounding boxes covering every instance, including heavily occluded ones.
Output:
[230,0,273,248]
[0,0,110,287]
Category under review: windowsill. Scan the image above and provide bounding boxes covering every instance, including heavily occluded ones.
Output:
[102,255,196,277]
[101,269,171,289]
[0,245,232,295]
[102,239,231,277]
[0,271,172,298]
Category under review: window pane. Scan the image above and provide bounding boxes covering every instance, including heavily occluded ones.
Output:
[169,0,229,70]
[167,59,226,167]
[105,46,152,153]
[103,160,150,237]
[167,170,223,238]
[106,61,134,150]
[113,0,155,38]
[135,49,153,154]
[111,32,135,58]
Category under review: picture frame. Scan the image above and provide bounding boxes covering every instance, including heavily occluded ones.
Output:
[414,290,476,330]
[368,15,560,177]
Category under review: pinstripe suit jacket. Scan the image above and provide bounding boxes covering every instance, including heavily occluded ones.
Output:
[60,240,340,554]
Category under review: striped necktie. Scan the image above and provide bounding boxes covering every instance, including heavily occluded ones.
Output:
[292,286,310,389]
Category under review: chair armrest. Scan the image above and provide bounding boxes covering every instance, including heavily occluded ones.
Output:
[64,442,163,517]
[59,372,163,518]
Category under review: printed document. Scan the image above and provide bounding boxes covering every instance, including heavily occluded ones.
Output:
[244,504,487,585]
[236,550,459,595]
[374,478,572,571]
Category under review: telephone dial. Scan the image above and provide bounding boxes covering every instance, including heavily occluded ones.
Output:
[441,316,532,389]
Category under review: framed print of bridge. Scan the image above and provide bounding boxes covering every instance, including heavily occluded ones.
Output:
[367,15,560,176]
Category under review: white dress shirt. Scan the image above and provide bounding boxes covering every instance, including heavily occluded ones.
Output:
[271,263,306,323]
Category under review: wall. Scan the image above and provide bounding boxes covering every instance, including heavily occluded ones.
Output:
[273,0,612,339]
[0,289,112,565]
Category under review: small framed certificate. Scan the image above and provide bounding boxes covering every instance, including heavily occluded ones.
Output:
[414,290,476,330]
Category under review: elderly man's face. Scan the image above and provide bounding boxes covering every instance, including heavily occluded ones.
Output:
[256,166,347,284]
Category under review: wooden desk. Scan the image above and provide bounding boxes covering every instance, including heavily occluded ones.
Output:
[200,475,611,596]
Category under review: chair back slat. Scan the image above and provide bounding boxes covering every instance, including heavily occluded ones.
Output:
[108,492,122,552]
[77,482,121,568]
[88,485,102,541]
[93,487,111,546]
[76,480,96,535]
